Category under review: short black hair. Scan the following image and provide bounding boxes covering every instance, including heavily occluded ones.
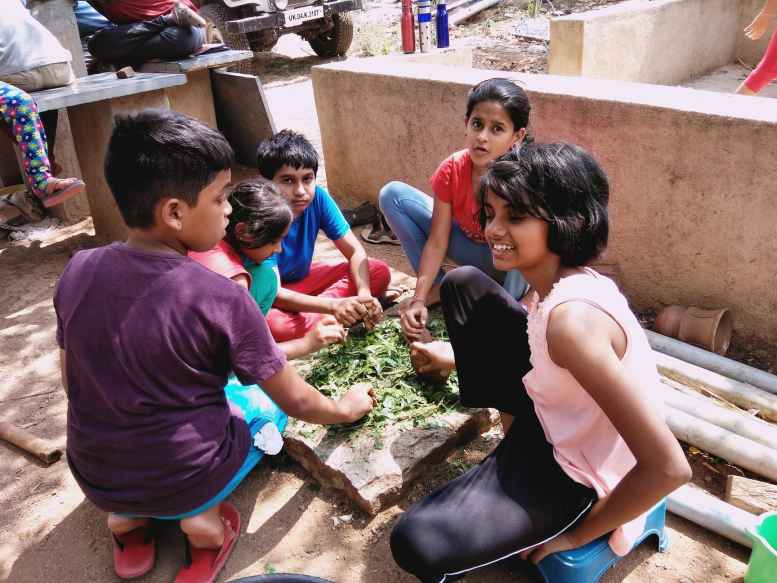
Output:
[479,142,609,267]
[225,179,293,250]
[466,78,531,133]
[256,129,318,180]
[104,110,234,229]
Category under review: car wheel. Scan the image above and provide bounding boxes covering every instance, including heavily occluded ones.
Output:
[198,2,254,73]
[308,13,353,58]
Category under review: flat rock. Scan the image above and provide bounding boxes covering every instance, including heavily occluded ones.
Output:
[284,407,500,515]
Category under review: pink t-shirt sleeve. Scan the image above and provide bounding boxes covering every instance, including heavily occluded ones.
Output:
[189,241,250,285]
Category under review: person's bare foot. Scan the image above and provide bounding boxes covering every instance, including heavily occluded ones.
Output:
[166,1,206,27]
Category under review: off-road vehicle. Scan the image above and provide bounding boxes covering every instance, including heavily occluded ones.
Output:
[198,0,360,64]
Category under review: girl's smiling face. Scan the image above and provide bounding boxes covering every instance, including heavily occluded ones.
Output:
[465,101,524,169]
[482,189,551,272]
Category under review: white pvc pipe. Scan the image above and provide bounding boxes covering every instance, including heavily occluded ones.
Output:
[655,351,777,422]
[665,407,777,482]
[449,0,503,25]
[648,330,777,396]
[660,384,777,450]
[667,484,756,548]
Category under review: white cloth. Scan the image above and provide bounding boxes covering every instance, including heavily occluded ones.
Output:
[0,0,72,77]
[253,422,284,455]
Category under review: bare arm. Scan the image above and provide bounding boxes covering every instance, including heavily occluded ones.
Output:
[334,230,372,297]
[59,349,68,397]
[527,303,691,562]
[273,286,335,314]
[260,363,375,424]
[413,199,453,304]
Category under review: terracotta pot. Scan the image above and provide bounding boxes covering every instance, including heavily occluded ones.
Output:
[655,305,687,338]
[678,307,734,355]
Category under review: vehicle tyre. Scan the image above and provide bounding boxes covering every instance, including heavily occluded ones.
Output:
[198,2,254,73]
[308,13,353,58]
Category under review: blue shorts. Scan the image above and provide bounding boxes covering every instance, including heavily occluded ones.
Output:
[123,378,288,521]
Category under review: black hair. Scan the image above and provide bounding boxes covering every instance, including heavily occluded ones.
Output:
[256,129,319,180]
[225,179,293,250]
[105,110,234,229]
[479,142,609,267]
[466,78,531,133]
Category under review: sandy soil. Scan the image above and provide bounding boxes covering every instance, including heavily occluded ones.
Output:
[0,1,769,581]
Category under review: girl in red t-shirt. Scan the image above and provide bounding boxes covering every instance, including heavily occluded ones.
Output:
[378,78,532,341]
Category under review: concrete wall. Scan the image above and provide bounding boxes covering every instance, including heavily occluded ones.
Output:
[313,58,777,343]
[549,0,772,85]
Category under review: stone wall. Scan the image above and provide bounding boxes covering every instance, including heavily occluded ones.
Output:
[313,58,777,342]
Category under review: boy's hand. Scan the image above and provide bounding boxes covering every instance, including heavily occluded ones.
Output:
[358,296,383,330]
[305,316,347,351]
[337,382,377,422]
[401,299,428,340]
[332,297,368,326]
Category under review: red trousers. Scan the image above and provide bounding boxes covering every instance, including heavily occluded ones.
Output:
[745,28,777,93]
[267,259,391,341]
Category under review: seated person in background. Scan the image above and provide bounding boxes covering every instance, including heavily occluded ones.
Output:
[256,130,392,342]
[1,0,80,196]
[87,0,208,67]
[191,179,348,358]
[0,82,84,208]
[55,110,375,581]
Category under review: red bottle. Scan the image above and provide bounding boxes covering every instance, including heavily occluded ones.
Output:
[401,0,415,54]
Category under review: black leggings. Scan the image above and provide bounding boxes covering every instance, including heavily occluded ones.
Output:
[87,18,204,67]
[390,267,596,582]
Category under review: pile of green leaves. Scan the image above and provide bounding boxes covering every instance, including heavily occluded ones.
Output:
[302,314,462,437]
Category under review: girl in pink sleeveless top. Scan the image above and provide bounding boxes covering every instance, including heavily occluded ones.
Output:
[391,143,691,582]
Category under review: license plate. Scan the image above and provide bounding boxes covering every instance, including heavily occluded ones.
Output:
[283,5,325,27]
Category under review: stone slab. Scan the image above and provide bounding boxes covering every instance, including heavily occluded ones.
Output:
[284,407,499,515]
[138,49,254,73]
[211,69,276,165]
[31,72,186,112]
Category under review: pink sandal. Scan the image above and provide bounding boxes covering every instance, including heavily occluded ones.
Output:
[112,525,156,579]
[35,177,85,208]
[174,502,241,583]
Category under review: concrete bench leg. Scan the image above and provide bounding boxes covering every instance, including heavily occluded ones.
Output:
[211,69,276,166]
[164,69,218,129]
[67,90,170,243]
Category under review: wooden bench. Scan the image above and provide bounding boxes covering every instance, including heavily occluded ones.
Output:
[139,50,276,166]
[29,72,187,242]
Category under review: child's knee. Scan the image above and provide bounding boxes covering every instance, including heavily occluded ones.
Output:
[378,181,407,213]
[369,260,391,294]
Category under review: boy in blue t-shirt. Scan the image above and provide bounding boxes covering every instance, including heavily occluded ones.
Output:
[257,130,391,342]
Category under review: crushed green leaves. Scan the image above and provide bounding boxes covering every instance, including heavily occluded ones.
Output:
[301,314,463,436]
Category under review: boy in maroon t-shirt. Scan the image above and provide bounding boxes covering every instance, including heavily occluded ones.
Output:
[54,110,375,582]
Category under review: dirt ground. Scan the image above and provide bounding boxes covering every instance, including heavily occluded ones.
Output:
[0,0,770,581]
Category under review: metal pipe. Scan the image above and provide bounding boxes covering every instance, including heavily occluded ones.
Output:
[648,330,777,396]
[449,0,502,26]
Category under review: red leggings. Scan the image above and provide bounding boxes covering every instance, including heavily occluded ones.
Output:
[745,28,777,93]
[267,259,391,342]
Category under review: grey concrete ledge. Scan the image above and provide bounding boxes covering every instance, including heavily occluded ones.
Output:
[312,58,777,123]
[138,49,254,73]
[31,72,187,112]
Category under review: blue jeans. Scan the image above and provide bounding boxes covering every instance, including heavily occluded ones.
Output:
[379,181,527,298]
[74,1,110,38]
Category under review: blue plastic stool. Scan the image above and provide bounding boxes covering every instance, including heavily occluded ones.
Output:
[536,499,669,583]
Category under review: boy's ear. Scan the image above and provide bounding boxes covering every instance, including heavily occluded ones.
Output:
[158,198,185,231]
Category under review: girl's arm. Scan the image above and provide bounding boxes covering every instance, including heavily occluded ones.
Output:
[746,0,777,40]
[526,302,691,563]
[401,199,453,339]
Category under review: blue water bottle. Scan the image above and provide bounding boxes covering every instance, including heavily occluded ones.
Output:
[436,0,449,49]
